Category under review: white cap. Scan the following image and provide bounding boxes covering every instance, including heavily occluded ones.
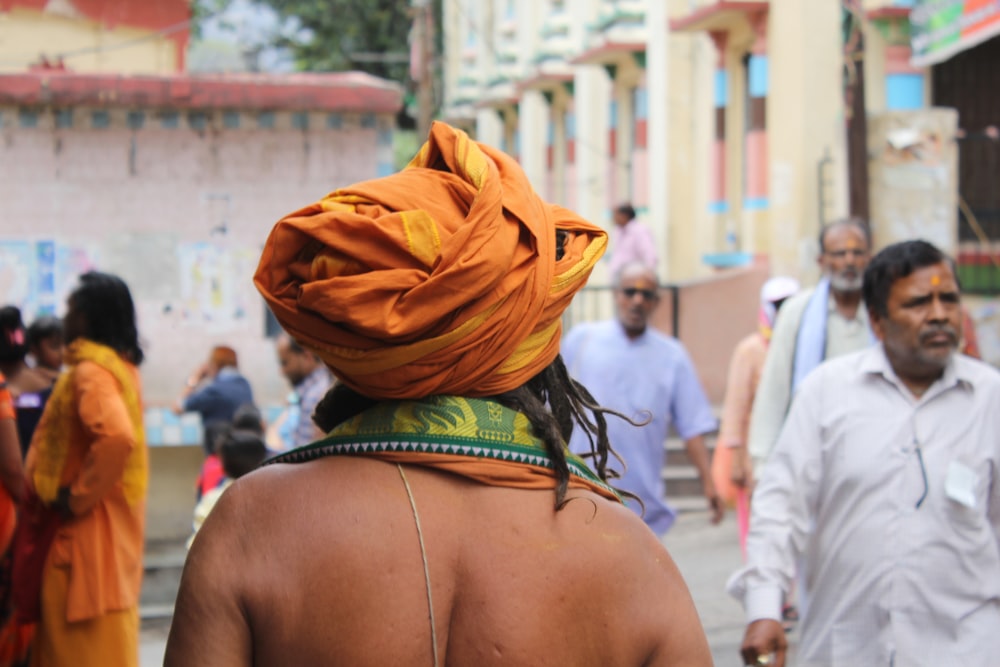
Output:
[760,276,800,304]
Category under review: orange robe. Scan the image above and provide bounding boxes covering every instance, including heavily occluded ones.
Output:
[25,355,146,667]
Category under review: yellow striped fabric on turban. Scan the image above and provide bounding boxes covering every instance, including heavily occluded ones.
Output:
[254,121,606,400]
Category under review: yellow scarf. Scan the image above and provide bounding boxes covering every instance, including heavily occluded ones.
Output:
[31,339,146,507]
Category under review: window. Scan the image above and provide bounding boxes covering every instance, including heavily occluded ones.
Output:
[91,111,110,129]
[55,109,73,128]
[187,111,208,130]
[127,111,145,129]
[161,111,180,129]
[18,109,38,128]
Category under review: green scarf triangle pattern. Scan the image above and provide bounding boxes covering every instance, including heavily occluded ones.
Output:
[265,395,618,500]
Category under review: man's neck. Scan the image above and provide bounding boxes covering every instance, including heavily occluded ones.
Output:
[888,356,947,399]
[619,323,645,340]
[830,287,862,319]
[897,373,939,399]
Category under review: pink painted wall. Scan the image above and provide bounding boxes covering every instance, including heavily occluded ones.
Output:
[655,262,771,404]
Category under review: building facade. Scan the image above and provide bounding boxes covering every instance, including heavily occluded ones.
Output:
[0,71,401,409]
[441,0,983,285]
[0,0,190,73]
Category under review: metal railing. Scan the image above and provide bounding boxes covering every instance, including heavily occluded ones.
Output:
[560,283,680,337]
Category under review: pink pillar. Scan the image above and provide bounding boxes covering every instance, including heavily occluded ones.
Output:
[709,31,728,214]
[743,12,768,211]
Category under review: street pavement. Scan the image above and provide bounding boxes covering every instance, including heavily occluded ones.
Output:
[664,511,751,666]
[140,511,755,666]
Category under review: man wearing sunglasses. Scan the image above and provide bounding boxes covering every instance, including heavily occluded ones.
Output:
[563,261,723,536]
[748,219,873,469]
[730,240,1000,666]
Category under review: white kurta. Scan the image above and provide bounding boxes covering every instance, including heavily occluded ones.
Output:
[729,346,1000,666]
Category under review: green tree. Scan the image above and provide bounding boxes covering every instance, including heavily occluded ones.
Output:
[250,0,413,81]
[192,0,443,131]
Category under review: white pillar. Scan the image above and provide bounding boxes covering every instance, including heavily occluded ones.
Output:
[476,108,504,148]
[615,78,634,203]
[573,65,611,227]
[646,0,669,280]
[553,91,568,205]
[519,89,548,191]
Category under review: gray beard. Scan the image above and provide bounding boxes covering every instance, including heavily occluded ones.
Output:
[830,273,863,292]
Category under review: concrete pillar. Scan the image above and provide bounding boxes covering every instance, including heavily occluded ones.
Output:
[709,31,729,216]
[518,89,548,190]
[476,108,504,148]
[646,0,669,280]
[885,44,927,110]
[614,77,634,203]
[744,12,769,214]
[574,65,612,227]
[766,0,848,277]
[552,90,568,205]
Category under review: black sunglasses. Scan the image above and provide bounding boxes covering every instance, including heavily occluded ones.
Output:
[620,287,657,301]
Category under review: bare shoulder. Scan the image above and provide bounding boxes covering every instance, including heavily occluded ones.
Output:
[170,460,713,667]
[167,459,389,666]
[432,484,714,667]
[555,492,713,665]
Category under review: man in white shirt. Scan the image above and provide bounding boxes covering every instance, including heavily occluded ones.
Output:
[748,219,872,468]
[729,239,1000,666]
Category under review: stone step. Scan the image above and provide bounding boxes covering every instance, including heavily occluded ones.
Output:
[663,465,706,498]
[141,540,188,613]
[668,495,713,514]
[664,437,718,468]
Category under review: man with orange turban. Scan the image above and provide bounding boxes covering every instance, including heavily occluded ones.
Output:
[166,122,713,666]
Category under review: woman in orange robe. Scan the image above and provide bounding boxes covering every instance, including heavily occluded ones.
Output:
[24,273,146,667]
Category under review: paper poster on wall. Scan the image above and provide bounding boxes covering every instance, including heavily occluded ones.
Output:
[0,241,35,314]
[176,242,257,330]
[0,240,98,318]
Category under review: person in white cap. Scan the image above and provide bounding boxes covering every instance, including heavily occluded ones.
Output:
[712,275,799,558]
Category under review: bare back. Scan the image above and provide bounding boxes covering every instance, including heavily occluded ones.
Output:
[165,457,711,666]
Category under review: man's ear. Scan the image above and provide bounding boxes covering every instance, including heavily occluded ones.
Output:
[868,309,886,342]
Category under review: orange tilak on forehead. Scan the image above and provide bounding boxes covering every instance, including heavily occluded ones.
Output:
[931,274,941,287]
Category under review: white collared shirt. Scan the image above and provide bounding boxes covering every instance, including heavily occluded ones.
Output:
[729,345,1000,666]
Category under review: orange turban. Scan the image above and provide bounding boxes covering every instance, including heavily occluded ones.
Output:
[254,121,606,400]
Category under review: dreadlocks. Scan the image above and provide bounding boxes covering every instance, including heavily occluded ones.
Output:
[491,355,638,508]
[312,355,637,509]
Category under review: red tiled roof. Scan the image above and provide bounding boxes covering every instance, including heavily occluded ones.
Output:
[0,71,404,113]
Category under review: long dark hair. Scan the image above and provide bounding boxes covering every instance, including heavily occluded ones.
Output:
[313,355,635,508]
[71,271,144,365]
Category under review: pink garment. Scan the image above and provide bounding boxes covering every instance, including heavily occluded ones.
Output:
[607,219,657,278]
[196,454,224,500]
[713,332,768,556]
